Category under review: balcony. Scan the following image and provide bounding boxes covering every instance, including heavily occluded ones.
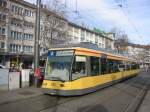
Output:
[10,13,35,23]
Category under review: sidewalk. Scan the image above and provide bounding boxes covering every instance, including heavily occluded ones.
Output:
[137,71,150,112]
[138,86,150,112]
[0,87,43,105]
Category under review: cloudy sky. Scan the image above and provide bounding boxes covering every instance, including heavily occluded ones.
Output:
[26,0,150,45]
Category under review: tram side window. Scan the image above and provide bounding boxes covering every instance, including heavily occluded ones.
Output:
[106,59,124,73]
[72,56,87,80]
[107,60,117,73]
[118,64,125,71]
[108,60,114,73]
[101,58,107,74]
[126,64,131,70]
[90,57,100,76]
[131,64,139,70]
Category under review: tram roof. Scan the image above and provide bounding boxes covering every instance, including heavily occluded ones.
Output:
[49,42,131,61]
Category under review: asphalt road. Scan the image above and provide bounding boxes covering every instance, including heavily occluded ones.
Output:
[0,71,149,112]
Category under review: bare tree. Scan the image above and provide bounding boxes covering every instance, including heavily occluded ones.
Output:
[40,0,68,50]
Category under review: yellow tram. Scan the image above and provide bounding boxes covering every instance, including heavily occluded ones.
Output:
[42,43,140,96]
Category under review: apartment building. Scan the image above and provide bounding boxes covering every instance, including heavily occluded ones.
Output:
[0,0,36,68]
[0,0,115,68]
[0,0,9,65]
[68,22,114,49]
[126,43,150,65]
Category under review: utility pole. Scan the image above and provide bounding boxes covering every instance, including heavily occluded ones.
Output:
[34,0,41,70]
[34,0,41,87]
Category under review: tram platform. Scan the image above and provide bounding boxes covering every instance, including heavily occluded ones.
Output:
[0,87,43,105]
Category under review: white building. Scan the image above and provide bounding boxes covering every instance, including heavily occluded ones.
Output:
[127,44,150,65]
[68,22,114,50]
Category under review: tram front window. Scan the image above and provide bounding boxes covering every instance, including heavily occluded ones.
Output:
[45,56,73,81]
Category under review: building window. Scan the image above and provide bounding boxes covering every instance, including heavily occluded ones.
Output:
[0,1,7,7]
[15,6,18,13]
[24,9,33,17]
[10,44,22,52]
[11,31,23,40]
[0,13,6,21]
[95,37,98,43]
[23,45,33,53]
[11,5,15,12]
[74,28,79,34]
[0,27,5,35]
[0,42,5,49]
[11,31,13,38]
[18,7,23,15]
[81,30,85,41]
[3,14,6,20]
[2,28,5,35]
[11,5,33,17]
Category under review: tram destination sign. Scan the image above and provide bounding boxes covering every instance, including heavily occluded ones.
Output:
[48,50,74,57]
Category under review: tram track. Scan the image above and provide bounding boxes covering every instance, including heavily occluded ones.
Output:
[0,91,83,112]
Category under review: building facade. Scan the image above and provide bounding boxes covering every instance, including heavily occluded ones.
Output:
[0,0,36,68]
[68,22,114,50]
[126,44,150,66]
[0,0,115,68]
[0,0,9,65]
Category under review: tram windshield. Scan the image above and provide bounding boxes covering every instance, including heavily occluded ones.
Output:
[45,50,74,81]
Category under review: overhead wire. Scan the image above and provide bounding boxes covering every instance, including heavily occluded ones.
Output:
[63,0,105,29]
[45,0,148,36]
[113,0,143,39]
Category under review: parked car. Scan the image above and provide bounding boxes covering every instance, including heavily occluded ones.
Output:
[0,65,5,69]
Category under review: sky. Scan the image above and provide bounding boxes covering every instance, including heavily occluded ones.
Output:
[26,0,150,45]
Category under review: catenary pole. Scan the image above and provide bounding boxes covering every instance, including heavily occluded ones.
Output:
[34,0,41,70]
[34,0,41,87]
